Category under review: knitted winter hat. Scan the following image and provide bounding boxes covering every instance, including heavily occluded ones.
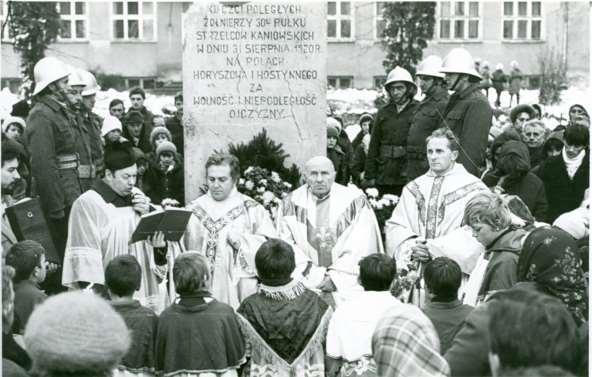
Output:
[327,117,341,132]
[359,113,374,124]
[24,291,130,374]
[156,140,177,157]
[150,126,172,145]
[327,126,339,139]
[2,116,26,133]
[101,115,123,137]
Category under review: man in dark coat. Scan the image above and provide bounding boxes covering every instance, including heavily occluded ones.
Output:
[537,125,589,223]
[23,57,82,285]
[440,48,492,178]
[123,110,152,154]
[365,66,419,195]
[127,86,154,136]
[407,55,449,181]
[80,70,105,177]
[165,91,184,156]
[491,63,507,108]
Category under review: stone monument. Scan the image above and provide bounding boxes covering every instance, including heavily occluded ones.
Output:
[183,1,327,201]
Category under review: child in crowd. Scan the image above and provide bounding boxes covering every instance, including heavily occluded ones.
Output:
[421,257,473,354]
[132,147,150,193]
[102,115,125,146]
[156,253,245,377]
[327,125,349,185]
[2,117,26,141]
[149,126,173,158]
[105,255,158,377]
[5,240,47,334]
[145,141,184,206]
[238,239,332,376]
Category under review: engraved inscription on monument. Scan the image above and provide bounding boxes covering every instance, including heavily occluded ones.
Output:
[183,2,327,200]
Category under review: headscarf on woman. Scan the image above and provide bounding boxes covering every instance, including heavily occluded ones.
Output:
[517,226,588,325]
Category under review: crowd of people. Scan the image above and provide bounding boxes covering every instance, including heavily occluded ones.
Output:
[0,46,589,377]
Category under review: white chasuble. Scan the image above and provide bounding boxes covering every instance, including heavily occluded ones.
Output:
[277,183,384,304]
[385,163,488,274]
[184,189,277,309]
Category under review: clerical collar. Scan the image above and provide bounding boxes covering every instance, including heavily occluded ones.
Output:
[92,180,132,207]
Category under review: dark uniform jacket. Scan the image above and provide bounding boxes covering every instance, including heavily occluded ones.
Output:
[406,85,449,180]
[69,107,98,192]
[365,100,419,186]
[441,84,492,177]
[24,95,83,219]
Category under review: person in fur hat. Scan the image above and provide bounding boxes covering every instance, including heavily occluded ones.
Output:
[144,140,184,206]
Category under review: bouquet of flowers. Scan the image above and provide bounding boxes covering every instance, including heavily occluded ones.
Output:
[364,188,399,231]
[236,166,293,221]
[391,260,421,302]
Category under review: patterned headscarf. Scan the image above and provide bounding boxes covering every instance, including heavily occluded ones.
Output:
[517,226,588,324]
[372,304,450,377]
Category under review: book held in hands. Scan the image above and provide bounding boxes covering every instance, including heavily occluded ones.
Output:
[130,208,192,244]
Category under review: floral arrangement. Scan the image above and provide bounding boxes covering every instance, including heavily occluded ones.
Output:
[364,188,399,231]
[391,260,421,302]
[236,166,293,220]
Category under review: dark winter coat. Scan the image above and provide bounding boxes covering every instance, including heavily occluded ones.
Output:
[441,84,492,177]
[406,85,449,180]
[165,115,184,156]
[327,145,349,186]
[351,143,367,187]
[127,106,155,134]
[123,124,153,154]
[145,161,185,205]
[69,107,98,191]
[527,145,545,168]
[483,140,548,221]
[491,69,507,91]
[24,95,83,219]
[537,152,589,223]
[509,68,522,95]
[365,100,419,186]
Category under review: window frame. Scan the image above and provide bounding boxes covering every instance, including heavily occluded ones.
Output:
[327,76,354,89]
[111,1,157,42]
[327,1,355,42]
[436,1,482,42]
[374,2,386,40]
[56,1,89,42]
[501,1,544,42]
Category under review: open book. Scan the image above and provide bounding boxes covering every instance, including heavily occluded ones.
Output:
[130,208,193,244]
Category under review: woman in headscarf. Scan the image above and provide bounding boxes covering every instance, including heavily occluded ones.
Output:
[372,304,450,377]
[516,226,588,325]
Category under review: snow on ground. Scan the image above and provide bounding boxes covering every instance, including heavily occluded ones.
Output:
[1,85,589,132]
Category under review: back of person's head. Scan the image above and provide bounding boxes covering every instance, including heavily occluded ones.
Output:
[5,240,45,283]
[255,238,296,286]
[24,291,130,377]
[105,255,141,297]
[463,192,512,230]
[423,257,462,302]
[173,252,210,296]
[488,288,579,375]
[564,124,589,147]
[359,253,396,291]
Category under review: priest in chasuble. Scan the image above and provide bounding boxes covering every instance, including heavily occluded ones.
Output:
[386,128,488,276]
[277,156,384,305]
[62,141,169,312]
[183,154,280,309]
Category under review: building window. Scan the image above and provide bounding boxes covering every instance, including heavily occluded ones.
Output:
[502,1,542,41]
[373,75,386,89]
[327,1,354,41]
[328,76,353,89]
[437,1,481,41]
[57,1,88,40]
[125,77,156,90]
[375,2,386,39]
[112,1,156,41]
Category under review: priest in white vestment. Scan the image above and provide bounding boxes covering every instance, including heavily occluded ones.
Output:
[183,154,279,309]
[386,128,488,276]
[62,141,168,312]
[277,156,384,305]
